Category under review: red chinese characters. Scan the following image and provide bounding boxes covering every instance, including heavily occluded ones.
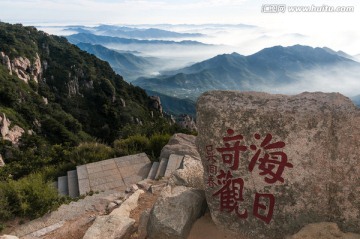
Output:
[208,129,292,224]
[213,170,248,218]
[249,133,293,184]
[216,129,247,170]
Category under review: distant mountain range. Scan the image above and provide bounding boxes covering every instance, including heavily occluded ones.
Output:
[133,45,360,100]
[67,33,208,46]
[66,25,204,39]
[76,43,159,81]
[352,95,360,106]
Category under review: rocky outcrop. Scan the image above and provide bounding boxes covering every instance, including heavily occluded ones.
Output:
[0,113,25,145]
[147,185,206,239]
[0,52,42,83]
[1,52,12,74]
[160,133,200,160]
[196,91,360,239]
[67,78,80,97]
[287,222,360,239]
[177,114,197,131]
[0,154,4,167]
[149,96,163,116]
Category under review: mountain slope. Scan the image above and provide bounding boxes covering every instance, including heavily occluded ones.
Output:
[0,22,168,144]
[133,45,360,100]
[76,42,158,81]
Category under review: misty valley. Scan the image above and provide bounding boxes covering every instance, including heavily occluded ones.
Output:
[42,24,360,116]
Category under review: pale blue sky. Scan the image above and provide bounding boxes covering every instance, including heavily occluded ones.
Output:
[1,0,359,54]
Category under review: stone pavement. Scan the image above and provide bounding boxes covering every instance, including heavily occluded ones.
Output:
[59,153,152,196]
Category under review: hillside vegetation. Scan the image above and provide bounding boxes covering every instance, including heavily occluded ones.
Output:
[0,22,188,225]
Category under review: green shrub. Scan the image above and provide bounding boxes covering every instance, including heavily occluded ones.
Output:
[70,142,115,165]
[0,173,61,220]
[113,135,150,156]
[113,133,170,161]
[149,133,171,159]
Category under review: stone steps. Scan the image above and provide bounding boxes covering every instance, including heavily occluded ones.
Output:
[56,153,185,197]
[56,153,152,197]
[147,162,160,180]
[145,154,185,181]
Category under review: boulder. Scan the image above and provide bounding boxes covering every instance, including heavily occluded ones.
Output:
[111,189,144,218]
[160,133,200,160]
[196,91,360,239]
[83,190,144,239]
[0,236,19,239]
[287,222,360,239]
[138,208,151,239]
[82,215,135,239]
[147,185,206,239]
[169,155,205,190]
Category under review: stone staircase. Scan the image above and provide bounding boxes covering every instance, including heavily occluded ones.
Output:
[55,153,185,197]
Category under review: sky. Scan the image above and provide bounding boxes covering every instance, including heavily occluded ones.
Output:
[1,0,360,54]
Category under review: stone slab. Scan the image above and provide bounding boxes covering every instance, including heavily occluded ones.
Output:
[67,170,79,198]
[57,176,68,196]
[76,165,88,180]
[196,91,360,239]
[147,162,160,179]
[76,153,151,195]
[164,154,184,177]
[155,158,168,179]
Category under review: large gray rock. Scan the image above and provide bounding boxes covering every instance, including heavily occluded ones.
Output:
[169,155,205,190]
[147,185,206,239]
[82,215,135,239]
[196,91,360,239]
[83,190,144,239]
[287,222,360,239]
[160,133,200,160]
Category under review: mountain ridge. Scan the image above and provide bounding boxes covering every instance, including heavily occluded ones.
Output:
[133,44,360,101]
[76,42,159,81]
[66,33,209,46]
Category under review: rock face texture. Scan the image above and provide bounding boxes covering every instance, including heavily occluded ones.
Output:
[168,155,205,190]
[147,185,205,239]
[196,91,360,239]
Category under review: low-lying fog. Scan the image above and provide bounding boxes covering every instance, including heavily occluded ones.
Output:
[38,24,360,98]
